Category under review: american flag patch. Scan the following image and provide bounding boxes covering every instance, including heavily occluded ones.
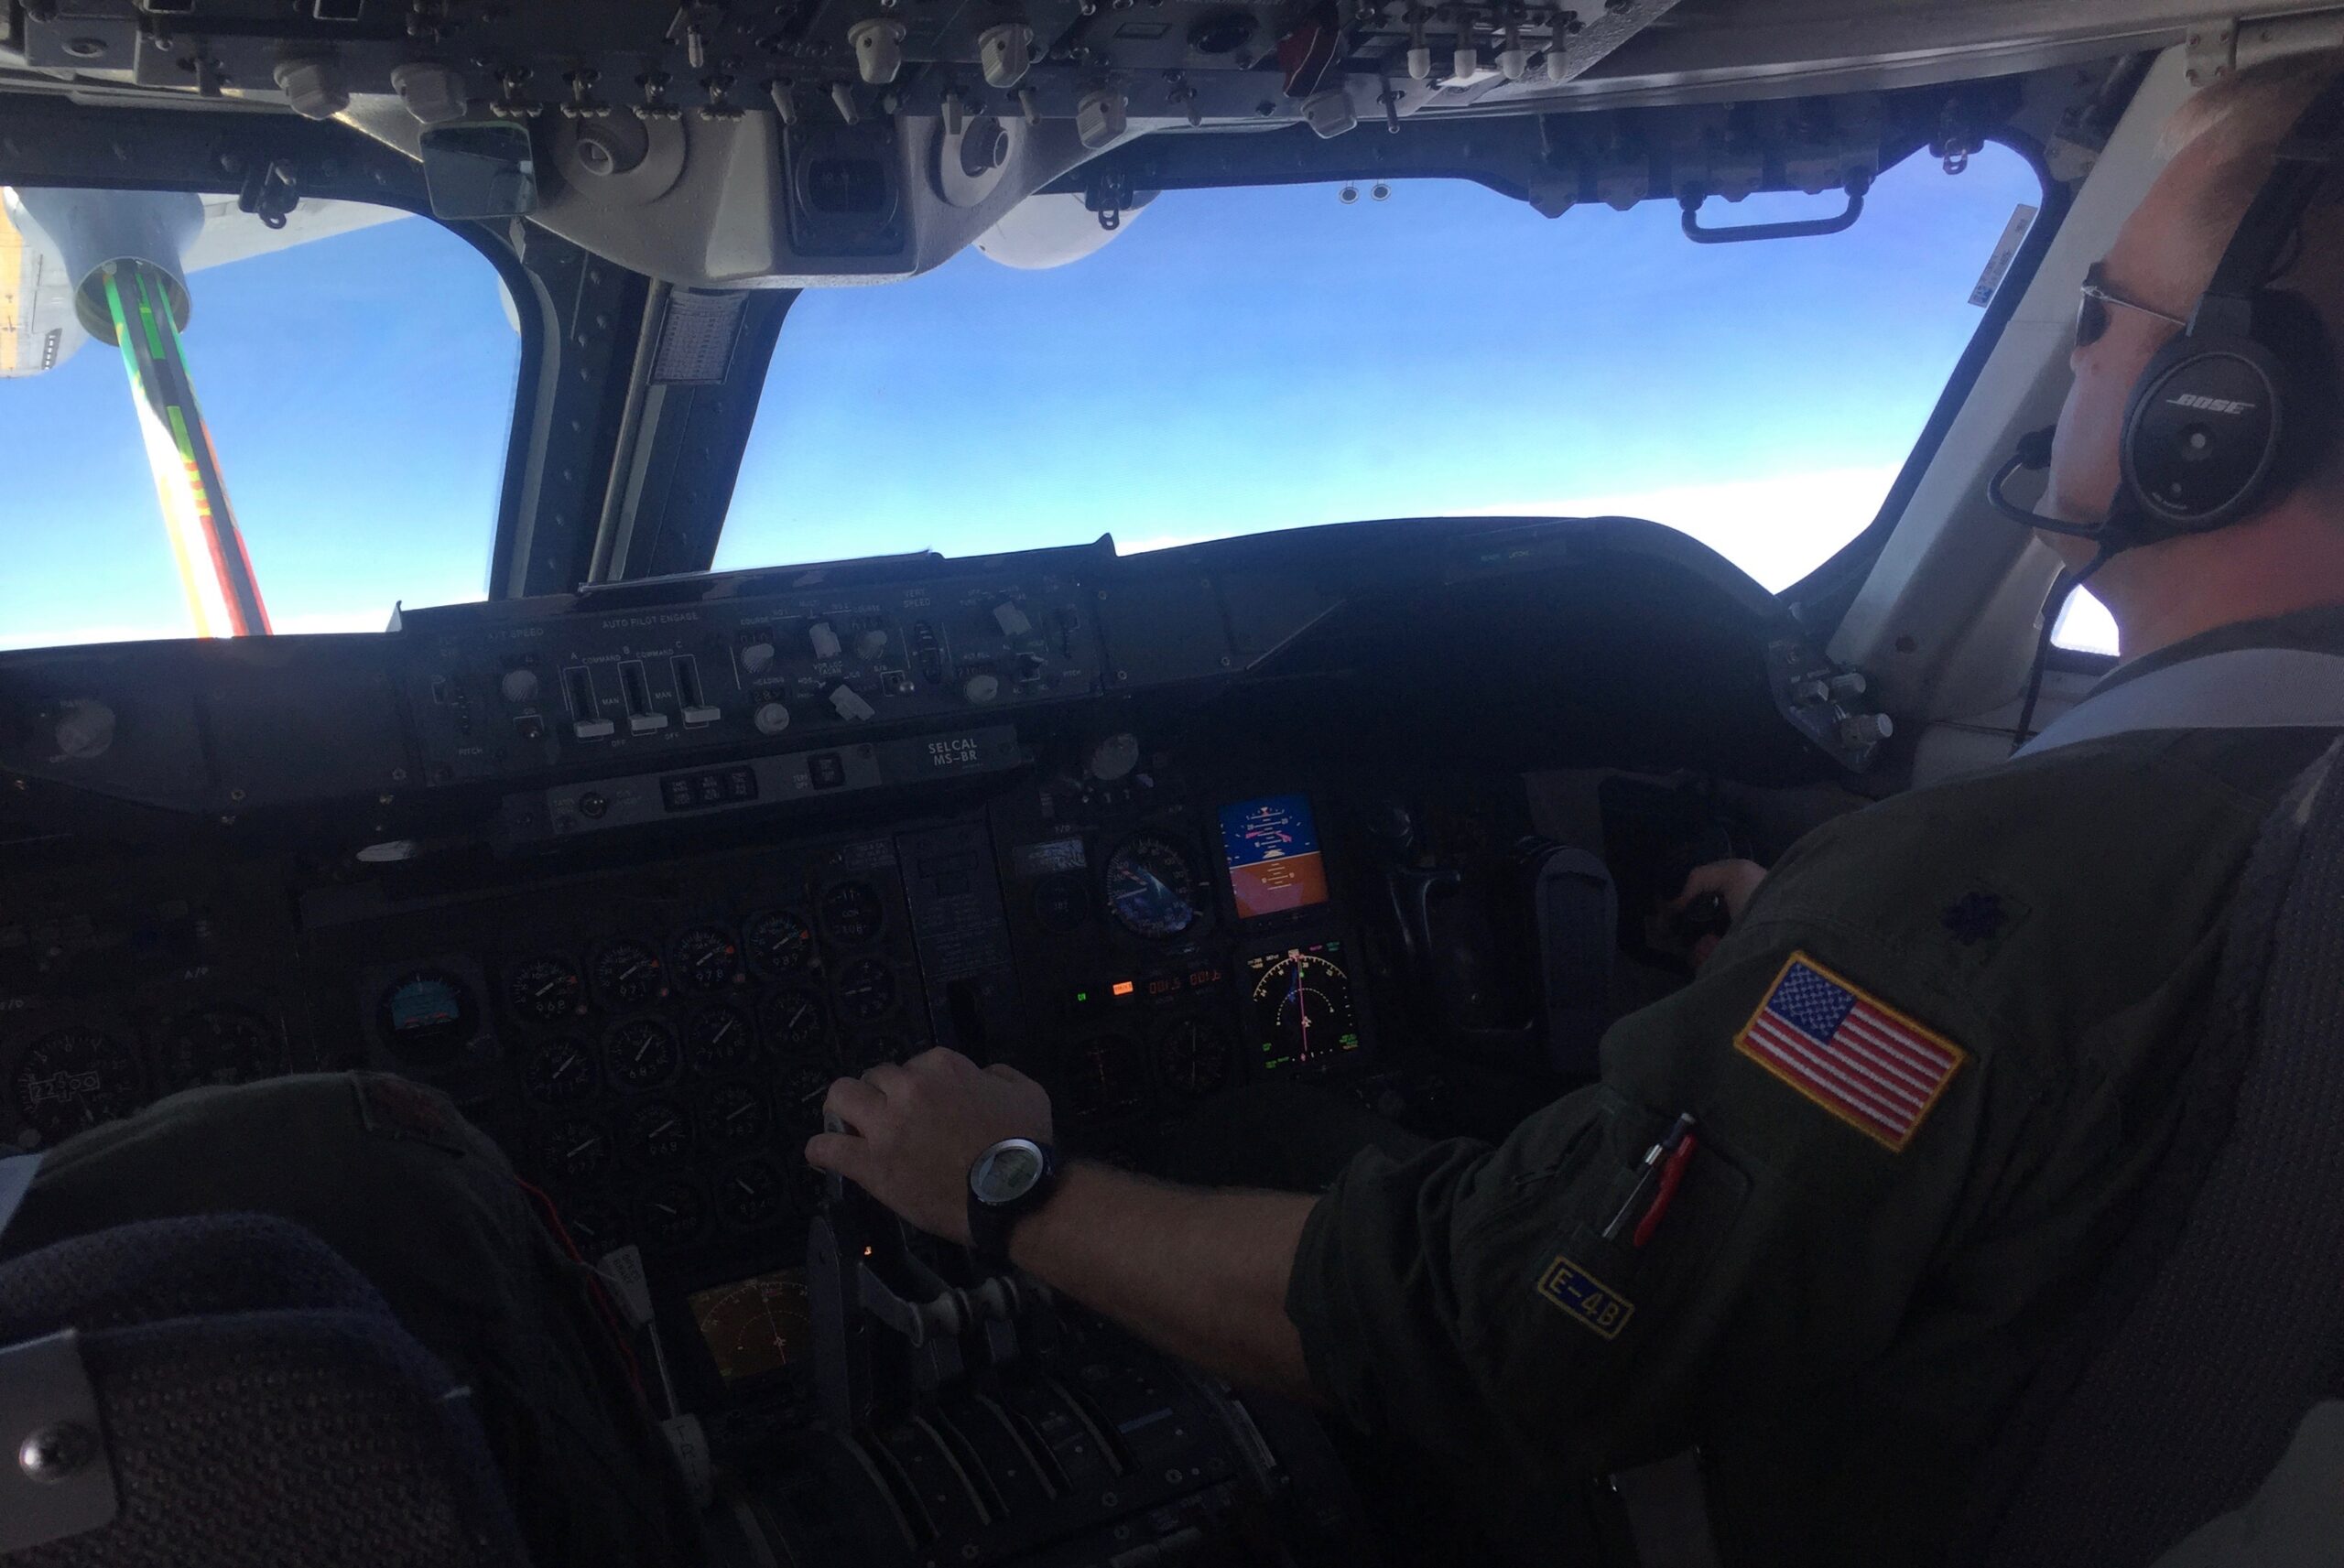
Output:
[1734,955,1966,1152]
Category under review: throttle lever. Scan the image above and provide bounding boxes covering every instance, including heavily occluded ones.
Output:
[1669,891,1733,947]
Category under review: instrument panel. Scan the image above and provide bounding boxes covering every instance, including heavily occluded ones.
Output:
[0,740,1377,1422]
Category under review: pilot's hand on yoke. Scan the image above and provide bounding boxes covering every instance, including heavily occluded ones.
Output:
[808,1047,1053,1245]
[1666,858,1768,968]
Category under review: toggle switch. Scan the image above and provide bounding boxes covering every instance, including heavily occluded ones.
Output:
[849,18,907,85]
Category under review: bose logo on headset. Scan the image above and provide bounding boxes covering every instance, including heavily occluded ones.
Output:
[2166,393,2260,415]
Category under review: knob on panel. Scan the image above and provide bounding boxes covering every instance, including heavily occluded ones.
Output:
[500,668,540,704]
[51,699,116,761]
[754,701,793,736]
[961,673,1001,706]
[740,642,777,675]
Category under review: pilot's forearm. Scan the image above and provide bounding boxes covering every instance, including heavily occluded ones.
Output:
[1011,1159,1318,1401]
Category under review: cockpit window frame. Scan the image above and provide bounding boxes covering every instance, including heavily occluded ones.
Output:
[0,93,588,613]
[1776,129,2069,636]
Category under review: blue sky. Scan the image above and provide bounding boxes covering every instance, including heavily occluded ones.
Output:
[4,140,2043,651]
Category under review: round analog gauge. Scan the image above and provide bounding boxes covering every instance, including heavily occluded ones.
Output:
[1248,948,1361,1070]
[10,1027,145,1142]
[701,1081,770,1153]
[1058,1034,1150,1121]
[591,942,666,1009]
[833,957,897,1023]
[671,926,741,992]
[505,957,585,1023]
[636,1179,710,1249]
[523,1037,599,1106]
[1104,834,1201,940]
[759,988,830,1054]
[1156,1018,1234,1098]
[375,969,477,1066]
[604,1019,682,1092]
[743,910,817,979]
[716,1155,788,1229]
[558,1196,627,1258]
[776,1061,834,1137]
[624,1098,696,1169]
[537,1117,613,1183]
[687,1005,758,1077]
[162,1007,288,1092]
[819,881,886,945]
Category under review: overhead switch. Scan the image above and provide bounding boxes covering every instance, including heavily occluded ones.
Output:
[391,61,470,124]
[1076,90,1127,150]
[1498,29,1528,81]
[274,56,351,120]
[979,24,1035,90]
[1302,89,1357,138]
[829,685,876,722]
[849,18,907,85]
[809,622,843,660]
[992,601,1033,637]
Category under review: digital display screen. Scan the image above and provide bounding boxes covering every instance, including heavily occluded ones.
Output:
[385,977,462,1033]
[688,1268,813,1383]
[1243,940,1362,1072]
[1219,795,1330,920]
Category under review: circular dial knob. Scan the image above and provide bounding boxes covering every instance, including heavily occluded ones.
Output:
[51,699,116,761]
[499,668,539,704]
[740,642,777,674]
[854,628,889,660]
[961,673,1000,705]
[754,701,792,736]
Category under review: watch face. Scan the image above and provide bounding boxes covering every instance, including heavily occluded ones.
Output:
[970,1139,1046,1206]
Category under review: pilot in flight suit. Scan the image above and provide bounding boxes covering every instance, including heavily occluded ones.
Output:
[1285,610,2344,1563]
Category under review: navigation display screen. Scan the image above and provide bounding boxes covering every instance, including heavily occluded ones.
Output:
[1219,795,1330,921]
[688,1268,813,1383]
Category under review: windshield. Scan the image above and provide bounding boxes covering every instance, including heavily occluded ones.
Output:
[722,144,2044,591]
[0,190,517,651]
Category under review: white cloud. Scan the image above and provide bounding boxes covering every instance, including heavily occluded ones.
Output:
[1456,464,1906,592]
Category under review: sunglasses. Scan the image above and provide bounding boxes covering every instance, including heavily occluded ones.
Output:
[2076,261,2187,350]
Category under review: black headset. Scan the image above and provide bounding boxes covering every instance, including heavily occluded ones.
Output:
[1990,68,2344,549]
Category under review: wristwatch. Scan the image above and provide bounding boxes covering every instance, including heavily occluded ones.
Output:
[967,1136,1059,1265]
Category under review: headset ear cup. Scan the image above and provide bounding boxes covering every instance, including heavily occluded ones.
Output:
[2119,328,2289,534]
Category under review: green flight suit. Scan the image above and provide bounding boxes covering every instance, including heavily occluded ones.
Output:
[1287,607,2344,1566]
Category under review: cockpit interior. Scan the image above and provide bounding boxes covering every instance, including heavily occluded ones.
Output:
[3,3,2336,1565]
